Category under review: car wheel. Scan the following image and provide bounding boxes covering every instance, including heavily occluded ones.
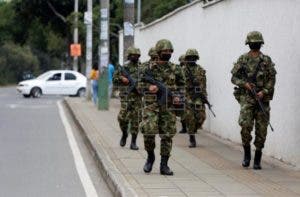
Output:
[77,88,86,97]
[31,87,42,98]
[23,94,31,98]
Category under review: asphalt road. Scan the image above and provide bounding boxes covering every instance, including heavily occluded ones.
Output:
[0,87,112,197]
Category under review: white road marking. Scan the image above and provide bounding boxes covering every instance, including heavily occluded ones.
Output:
[8,104,17,109]
[57,101,98,197]
[6,104,52,109]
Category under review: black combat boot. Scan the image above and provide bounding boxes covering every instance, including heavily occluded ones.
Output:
[242,145,251,167]
[119,129,128,147]
[253,150,262,170]
[179,121,187,133]
[130,134,139,150]
[189,135,196,148]
[160,156,174,176]
[143,150,155,173]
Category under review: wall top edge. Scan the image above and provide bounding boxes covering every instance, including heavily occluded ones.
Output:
[140,0,202,31]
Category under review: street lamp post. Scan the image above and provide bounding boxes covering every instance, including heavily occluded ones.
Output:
[123,0,135,63]
[137,0,141,24]
[84,0,93,100]
[73,0,79,71]
[98,0,110,110]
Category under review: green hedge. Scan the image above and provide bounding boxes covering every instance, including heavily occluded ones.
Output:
[0,42,38,85]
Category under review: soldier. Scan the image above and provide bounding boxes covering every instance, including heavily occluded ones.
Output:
[177,55,188,134]
[113,46,143,150]
[146,47,159,64]
[231,31,276,170]
[178,54,185,66]
[140,39,185,175]
[183,49,207,148]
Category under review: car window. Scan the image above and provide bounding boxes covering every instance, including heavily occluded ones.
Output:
[65,73,77,81]
[37,71,52,79]
[48,73,61,81]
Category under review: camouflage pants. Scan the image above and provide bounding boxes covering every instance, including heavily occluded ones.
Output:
[184,104,206,134]
[238,101,270,150]
[140,104,176,156]
[118,100,142,135]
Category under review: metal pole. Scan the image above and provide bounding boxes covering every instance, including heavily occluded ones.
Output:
[98,0,110,110]
[137,0,141,24]
[73,0,79,71]
[123,0,135,64]
[85,0,93,100]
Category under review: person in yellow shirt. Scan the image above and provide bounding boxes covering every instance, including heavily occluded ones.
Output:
[90,64,99,104]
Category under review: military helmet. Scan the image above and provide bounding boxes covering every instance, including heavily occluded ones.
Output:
[127,46,141,57]
[155,39,174,52]
[178,55,185,63]
[148,47,158,57]
[185,48,199,59]
[245,31,264,45]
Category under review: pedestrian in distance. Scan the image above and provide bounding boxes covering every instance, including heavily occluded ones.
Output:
[90,63,99,105]
[108,62,115,98]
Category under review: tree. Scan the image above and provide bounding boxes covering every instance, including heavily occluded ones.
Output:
[141,0,189,24]
[0,2,16,44]
[0,42,39,85]
[0,0,190,84]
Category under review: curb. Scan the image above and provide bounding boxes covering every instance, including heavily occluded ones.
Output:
[63,99,137,197]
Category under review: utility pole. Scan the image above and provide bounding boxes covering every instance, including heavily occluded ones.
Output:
[73,0,79,71]
[137,0,141,24]
[123,0,135,64]
[98,0,110,110]
[84,0,93,100]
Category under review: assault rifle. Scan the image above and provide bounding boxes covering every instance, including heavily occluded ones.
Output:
[240,62,274,131]
[119,66,139,95]
[186,67,216,117]
[248,86,274,131]
[142,69,184,108]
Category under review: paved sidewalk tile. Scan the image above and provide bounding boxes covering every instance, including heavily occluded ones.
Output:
[66,98,300,197]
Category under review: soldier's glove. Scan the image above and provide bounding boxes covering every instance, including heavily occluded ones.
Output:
[172,96,180,105]
[244,82,255,91]
[121,76,129,85]
[149,85,158,94]
[256,91,264,100]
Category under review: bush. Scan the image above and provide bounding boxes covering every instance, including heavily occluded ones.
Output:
[0,42,39,85]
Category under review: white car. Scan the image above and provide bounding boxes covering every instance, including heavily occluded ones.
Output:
[17,70,87,98]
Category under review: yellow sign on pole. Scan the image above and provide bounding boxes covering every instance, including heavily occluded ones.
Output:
[70,44,82,57]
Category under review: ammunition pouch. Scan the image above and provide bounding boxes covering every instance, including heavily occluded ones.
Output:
[263,90,274,102]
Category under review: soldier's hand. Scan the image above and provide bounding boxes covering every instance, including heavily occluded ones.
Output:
[121,76,129,84]
[256,91,264,100]
[173,96,180,105]
[244,82,255,91]
[149,85,158,93]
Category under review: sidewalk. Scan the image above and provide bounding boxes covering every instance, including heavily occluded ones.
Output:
[65,97,300,197]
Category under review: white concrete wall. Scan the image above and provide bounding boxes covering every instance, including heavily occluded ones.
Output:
[121,0,300,168]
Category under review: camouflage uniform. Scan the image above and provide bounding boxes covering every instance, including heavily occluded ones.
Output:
[140,62,185,156]
[231,31,276,169]
[180,49,207,148]
[175,55,186,118]
[183,49,207,134]
[178,55,185,64]
[140,39,185,175]
[141,47,158,69]
[113,47,143,150]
